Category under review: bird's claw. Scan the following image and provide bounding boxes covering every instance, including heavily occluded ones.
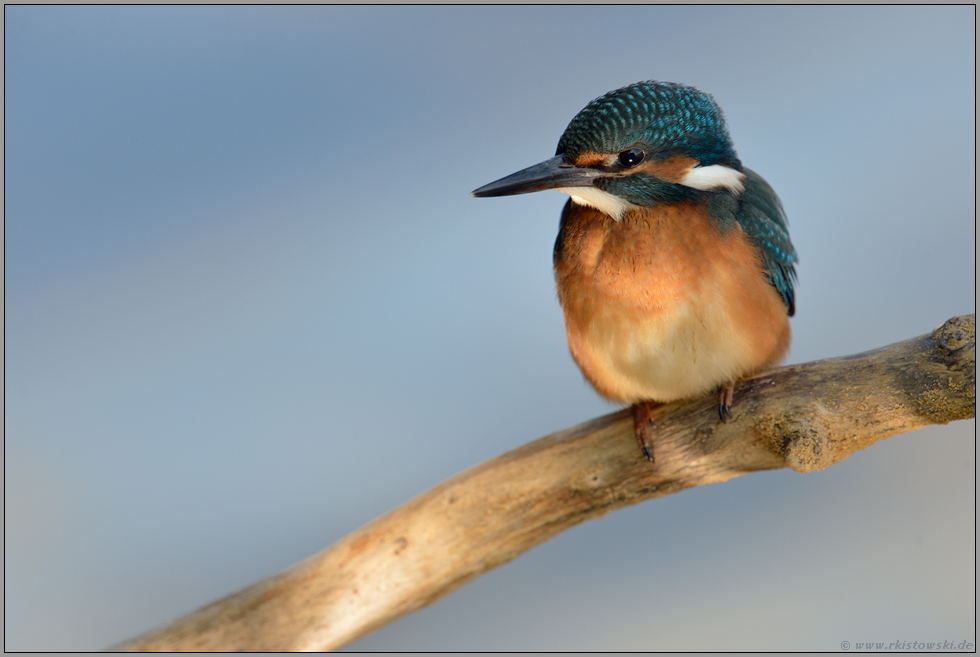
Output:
[717,382,735,423]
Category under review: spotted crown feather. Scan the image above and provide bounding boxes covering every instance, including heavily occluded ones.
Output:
[556,81,741,170]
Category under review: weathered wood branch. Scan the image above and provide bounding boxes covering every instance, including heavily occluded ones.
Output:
[116,314,975,652]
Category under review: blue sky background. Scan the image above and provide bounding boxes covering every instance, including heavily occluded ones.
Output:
[5,6,975,651]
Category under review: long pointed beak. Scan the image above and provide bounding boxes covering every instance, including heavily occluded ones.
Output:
[470,155,603,197]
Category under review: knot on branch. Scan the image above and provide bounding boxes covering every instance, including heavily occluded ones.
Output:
[755,314,975,474]
[908,314,976,423]
[757,405,838,473]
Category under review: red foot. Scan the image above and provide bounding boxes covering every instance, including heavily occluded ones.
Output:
[632,402,660,463]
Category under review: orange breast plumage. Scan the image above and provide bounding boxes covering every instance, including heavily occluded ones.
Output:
[553,200,790,404]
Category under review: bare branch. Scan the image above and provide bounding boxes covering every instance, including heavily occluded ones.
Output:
[116,314,975,652]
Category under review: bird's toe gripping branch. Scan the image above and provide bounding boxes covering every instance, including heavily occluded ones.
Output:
[718,382,736,422]
[632,401,661,462]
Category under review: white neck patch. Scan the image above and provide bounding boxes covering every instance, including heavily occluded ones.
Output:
[556,186,639,221]
[679,165,745,193]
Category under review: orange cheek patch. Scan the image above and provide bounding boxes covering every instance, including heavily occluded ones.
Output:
[572,152,609,167]
[570,153,700,182]
[635,155,699,183]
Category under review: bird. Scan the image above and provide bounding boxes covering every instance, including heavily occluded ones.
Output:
[471,80,797,463]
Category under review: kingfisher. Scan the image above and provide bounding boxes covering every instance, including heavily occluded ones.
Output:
[471,81,797,462]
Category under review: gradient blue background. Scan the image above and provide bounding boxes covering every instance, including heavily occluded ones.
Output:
[5,6,975,651]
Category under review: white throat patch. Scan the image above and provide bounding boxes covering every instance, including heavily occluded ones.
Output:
[556,186,639,221]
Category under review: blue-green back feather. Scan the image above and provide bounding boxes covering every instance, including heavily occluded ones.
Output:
[736,169,797,316]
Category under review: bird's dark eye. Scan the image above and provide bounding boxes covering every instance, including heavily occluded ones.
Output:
[618,147,645,167]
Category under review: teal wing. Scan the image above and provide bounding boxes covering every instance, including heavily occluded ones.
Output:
[736,168,798,316]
